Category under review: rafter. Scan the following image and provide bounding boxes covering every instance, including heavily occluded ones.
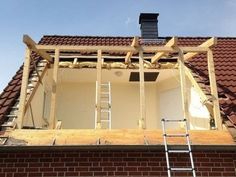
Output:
[23,35,53,62]
[125,36,139,63]
[151,37,177,63]
[184,37,217,61]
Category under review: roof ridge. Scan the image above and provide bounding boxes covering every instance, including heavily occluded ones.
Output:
[41,35,135,38]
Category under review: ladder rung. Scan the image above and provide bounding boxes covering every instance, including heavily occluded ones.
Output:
[165,134,188,137]
[162,119,186,122]
[168,150,190,153]
[28,84,35,88]
[5,115,17,118]
[101,92,109,94]
[101,120,110,122]
[170,167,193,171]
[101,109,110,113]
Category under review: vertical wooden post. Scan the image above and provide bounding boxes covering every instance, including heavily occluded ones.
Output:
[96,50,102,129]
[17,48,31,128]
[207,49,222,130]
[49,49,60,129]
[138,49,146,129]
[178,49,190,124]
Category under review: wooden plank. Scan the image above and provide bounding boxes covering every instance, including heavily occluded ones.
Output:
[183,37,217,61]
[138,49,146,129]
[6,129,234,146]
[23,35,53,62]
[17,48,31,129]
[36,45,176,53]
[48,49,60,129]
[207,49,222,130]
[151,37,177,63]
[96,50,102,129]
[24,66,48,115]
[178,49,190,124]
[125,36,139,63]
[180,47,209,52]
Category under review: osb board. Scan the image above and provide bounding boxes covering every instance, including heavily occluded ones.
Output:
[3,129,235,146]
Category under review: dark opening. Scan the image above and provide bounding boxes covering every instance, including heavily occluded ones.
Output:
[129,72,159,82]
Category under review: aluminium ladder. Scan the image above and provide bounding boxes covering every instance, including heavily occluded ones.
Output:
[95,81,111,129]
[161,118,196,177]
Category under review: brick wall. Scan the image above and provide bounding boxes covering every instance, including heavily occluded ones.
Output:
[0,148,235,177]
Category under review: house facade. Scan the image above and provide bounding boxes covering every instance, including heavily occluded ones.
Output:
[0,13,236,177]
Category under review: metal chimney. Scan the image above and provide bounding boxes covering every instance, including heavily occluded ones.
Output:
[139,13,159,39]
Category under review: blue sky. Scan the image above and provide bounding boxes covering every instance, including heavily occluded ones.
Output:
[0,0,236,92]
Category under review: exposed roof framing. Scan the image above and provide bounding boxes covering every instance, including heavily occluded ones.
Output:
[11,35,222,131]
[184,37,217,61]
[151,37,177,63]
[125,36,139,63]
[23,35,53,62]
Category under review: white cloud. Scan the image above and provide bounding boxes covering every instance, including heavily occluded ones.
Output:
[125,17,131,25]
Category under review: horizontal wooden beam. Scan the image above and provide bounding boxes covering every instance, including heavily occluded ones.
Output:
[151,37,177,63]
[125,36,139,63]
[36,45,176,53]
[184,37,217,61]
[37,45,208,54]
[181,47,209,52]
[23,35,53,62]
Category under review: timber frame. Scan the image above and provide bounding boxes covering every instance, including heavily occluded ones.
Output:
[18,35,222,130]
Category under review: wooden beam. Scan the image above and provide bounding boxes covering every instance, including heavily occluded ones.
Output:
[178,49,190,124]
[96,50,102,129]
[207,49,222,130]
[36,45,176,53]
[151,37,177,63]
[23,35,53,62]
[183,37,217,61]
[180,47,209,52]
[48,49,60,129]
[17,48,31,129]
[138,49,146,129]
[24,66,48,115]
[125,36,139,63]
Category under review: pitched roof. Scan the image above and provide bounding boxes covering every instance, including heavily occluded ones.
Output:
[0,35,236,131]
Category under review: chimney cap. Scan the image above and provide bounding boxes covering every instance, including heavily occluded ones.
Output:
[139,13,159,24]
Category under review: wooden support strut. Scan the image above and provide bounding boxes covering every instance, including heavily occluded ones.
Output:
[207,49,222,130]
[178,48,190,124]
[96,50,102,129]
[138,49,146,129]
[23,35,53,62]
[125,36,139,64]
[17,48,31,129]
[49,49,60,129]
[151,37,178,63]
[183,37,217,61]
